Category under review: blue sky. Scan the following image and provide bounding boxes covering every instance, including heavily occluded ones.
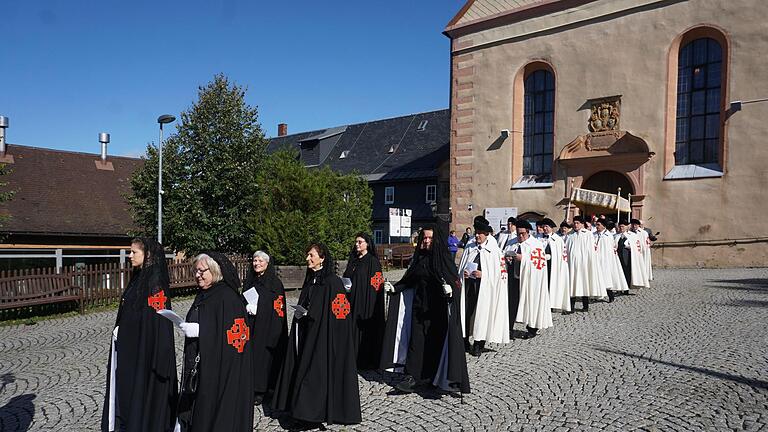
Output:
[2,0,465,157]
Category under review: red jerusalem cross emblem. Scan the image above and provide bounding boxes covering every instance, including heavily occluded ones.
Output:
[500,257,507,274]
[273,295,285,318]
[530,248,547,270]
[370,272,384,292]
[562,251,568,262]
[226,318,250,353]
[147,290,167,311]
[636,240,642,252]
[331,294,351,319]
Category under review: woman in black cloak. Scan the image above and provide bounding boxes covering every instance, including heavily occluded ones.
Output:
[101,237,177,432]
[176,252,254,432]
[343,233,385,370]
[272,243,361,426]
[242,250,288,404]
[380,225,471,394]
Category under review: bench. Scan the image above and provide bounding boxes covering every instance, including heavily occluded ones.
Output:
[0,273,83,314]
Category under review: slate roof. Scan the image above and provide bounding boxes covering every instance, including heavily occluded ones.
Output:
[0,144,142,237]
[267,109,449,181]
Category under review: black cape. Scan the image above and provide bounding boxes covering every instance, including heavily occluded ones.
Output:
[380,246,470,394]
[101,238,178,432]
[177,252,254,432]
[272,261,361,424]
[243,263,288,394]
[343,252,385,370]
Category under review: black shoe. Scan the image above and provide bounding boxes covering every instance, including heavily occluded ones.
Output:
[563,310,574,315]
[464,339,472,353]
[509,330,516,340]
[253,392,264,405]
[395,375,417,393]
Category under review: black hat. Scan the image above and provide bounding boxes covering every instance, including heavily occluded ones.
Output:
[473,215,493,233]
[514,220,532,231]
[630,218,641,225]
[540,218,557,228]
[507,216,517,224]
[560,221,572,228]
[572,215,585,223]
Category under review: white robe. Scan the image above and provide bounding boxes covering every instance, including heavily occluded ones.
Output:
[617,231,650,288]
[515,237,553,330]
[544,233,571,311]
[566,229,608,298]
[496,231,518,254]
[595,230,628,291]
[638,229,654,281]
[458,238,510,344]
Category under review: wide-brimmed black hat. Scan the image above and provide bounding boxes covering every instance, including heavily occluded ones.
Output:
[540,218,557,228]
[473,215,493,233]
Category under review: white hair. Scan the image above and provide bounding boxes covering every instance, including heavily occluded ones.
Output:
[193,254,223,283]
[252,250,270,263]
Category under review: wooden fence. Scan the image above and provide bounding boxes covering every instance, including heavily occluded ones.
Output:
[0,257,352,320]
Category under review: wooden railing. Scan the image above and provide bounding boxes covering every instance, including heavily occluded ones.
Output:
[0,257,350,319]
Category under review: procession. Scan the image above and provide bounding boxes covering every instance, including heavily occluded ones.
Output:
[101,209,657,431]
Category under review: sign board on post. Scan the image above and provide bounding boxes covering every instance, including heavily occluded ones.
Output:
[389,208,412,241]
[389,208,402,238]
[401,209,412,238]
[484,207,518,233]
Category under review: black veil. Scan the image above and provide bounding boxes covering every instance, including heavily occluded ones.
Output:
[408,224,460,289]
[243,252,278,292]
[347,232,378,262]
[203,251,242,293]
[303,242,336,285]
[131,237,170,304]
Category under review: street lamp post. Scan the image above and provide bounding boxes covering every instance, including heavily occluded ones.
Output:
[157,114,176,244]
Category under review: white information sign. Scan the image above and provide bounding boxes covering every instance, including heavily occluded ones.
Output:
[388,208,412,239]
[484,207,518,233]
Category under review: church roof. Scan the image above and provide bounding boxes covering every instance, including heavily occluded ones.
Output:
[267,109,449,181]
[445,0,598,38]
[0,145,142,237]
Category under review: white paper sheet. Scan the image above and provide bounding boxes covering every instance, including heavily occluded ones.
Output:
[341,277,352,292]
[243,287,260,306]
[157,309,185,326]
[465,262,478,278]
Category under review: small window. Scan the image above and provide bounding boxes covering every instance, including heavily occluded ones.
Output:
[339,150,349,159]
[425,184,436,203]
[417,120,428,131]
[387,145,395,154]
[374,230,383,245]
[384,186,395,204]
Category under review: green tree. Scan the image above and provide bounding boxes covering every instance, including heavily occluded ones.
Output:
[128,74,267,253]
[248,150,372,265]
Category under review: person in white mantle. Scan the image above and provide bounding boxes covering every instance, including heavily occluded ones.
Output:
[615,220,650,289]
[594,219,629,302]
[631,219,653,284]
[458,215,510,356]
[496,216,519,338]
[539,218,571,313]
[510,220,553,338]
[565,215,608,313]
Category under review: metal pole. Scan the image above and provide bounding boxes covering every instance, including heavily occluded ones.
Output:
[616,187,622,223]
[158,123,163,244]
[627,193,632,221]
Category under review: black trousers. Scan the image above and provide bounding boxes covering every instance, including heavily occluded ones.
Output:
[507,266,520,332]
[570,296,589,311]
[464,278,480,337]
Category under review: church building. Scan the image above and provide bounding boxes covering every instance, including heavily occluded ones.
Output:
[444,0,768,267]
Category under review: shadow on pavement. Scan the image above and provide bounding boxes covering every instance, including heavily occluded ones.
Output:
[707,278,768,293]
[0,394,36,432]
[594,347,768,390]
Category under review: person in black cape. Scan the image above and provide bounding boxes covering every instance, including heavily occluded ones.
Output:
[343,232,385,370]
[176,252,255,432]
[271,243,361,426]
[101,237,178,432]
[242,250,288,404]
[380,225,471,394]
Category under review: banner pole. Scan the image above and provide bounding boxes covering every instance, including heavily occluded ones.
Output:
[628,193,632,221]
[616,187,622,223]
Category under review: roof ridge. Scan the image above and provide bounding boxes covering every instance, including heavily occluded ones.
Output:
[4,143,143,161]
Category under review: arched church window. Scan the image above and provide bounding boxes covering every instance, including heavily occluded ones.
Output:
[675,37,722,165]
[523,69,555,181]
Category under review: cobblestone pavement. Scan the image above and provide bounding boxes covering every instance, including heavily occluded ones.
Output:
[1,268,767,431]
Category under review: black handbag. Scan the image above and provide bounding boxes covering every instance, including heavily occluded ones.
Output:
[181,353,200,394]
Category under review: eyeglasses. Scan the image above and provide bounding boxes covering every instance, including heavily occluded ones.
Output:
[195,268,209,275]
